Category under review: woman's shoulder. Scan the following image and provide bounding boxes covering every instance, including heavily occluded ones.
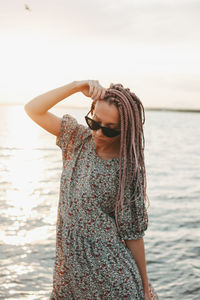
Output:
[56,113,91,155]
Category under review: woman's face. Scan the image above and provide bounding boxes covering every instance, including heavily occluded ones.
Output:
[91,100,120,147]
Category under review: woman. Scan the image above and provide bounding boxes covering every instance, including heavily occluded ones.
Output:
[24,80,158,299]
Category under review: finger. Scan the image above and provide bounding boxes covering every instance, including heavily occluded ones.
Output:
[91,81,100,99]
[89,81,95,96]
[91,85,98,100]
[95,87,103,100]
[100,88,106,99]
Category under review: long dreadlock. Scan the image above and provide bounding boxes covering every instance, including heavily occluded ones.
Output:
[91,83,148,232]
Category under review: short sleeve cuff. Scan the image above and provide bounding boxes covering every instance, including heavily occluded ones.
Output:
[121,230,146,241]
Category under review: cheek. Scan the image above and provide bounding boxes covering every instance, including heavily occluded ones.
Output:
[113,135,121,144]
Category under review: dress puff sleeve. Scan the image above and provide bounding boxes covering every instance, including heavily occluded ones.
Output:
[56,114,91,161]
[116,175,148,241]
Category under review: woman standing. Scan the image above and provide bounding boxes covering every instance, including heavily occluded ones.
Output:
[24,80,158,299]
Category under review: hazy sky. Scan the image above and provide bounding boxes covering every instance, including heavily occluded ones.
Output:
[0,0,200,108]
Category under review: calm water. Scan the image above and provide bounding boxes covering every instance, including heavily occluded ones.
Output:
[0,105,199,299]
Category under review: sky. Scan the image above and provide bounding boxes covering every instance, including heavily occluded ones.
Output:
[0,0,200,109]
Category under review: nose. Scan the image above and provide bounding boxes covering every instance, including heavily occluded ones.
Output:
[95,128,104,137]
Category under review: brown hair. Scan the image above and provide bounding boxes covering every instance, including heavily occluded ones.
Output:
[91,83,148,231]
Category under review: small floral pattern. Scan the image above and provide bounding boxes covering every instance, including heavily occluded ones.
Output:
[50,114,150,299]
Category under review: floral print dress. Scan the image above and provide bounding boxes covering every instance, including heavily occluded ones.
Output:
[50,114,153,300]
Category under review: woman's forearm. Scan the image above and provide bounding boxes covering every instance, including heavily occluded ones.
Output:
[24,81,81,115]
[125,237,149,291]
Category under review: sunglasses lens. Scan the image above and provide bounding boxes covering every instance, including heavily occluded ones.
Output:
[85,117,100,130]
[85,116,120,138]
[102,128,120,137]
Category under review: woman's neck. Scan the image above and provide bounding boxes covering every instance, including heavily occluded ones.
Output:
[95,142,120,159]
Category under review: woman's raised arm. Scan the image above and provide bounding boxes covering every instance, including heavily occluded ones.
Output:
[24,81,79,137]
[24,80,105,137]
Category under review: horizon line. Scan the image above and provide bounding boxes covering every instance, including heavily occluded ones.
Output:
[0,103,199,113]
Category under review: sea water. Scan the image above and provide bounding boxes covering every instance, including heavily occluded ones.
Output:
[0,105,199,299]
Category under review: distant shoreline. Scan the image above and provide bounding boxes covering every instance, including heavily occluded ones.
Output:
[0,103,200,113]
[145,107,200,113]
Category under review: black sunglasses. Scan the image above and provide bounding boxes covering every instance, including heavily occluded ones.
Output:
[85,113,120,138]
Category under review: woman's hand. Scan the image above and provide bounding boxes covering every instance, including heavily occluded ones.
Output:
[76,80,106,100]
[144,290,153,300]
[144,283,156,300]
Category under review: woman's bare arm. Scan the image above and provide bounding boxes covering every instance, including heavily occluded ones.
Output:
[125,238,152,299]
[24,81,79,137]
[24,80,106,137]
